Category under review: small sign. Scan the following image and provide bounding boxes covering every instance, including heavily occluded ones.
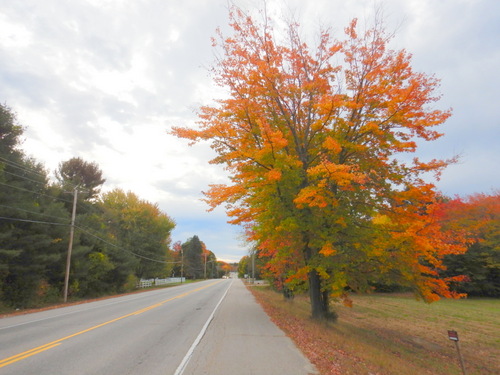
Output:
[448,330,459,341]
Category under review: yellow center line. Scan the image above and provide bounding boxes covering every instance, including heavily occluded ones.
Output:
[0,281,221,368]
[0,343,61,368]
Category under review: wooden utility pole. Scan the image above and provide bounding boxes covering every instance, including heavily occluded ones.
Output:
[63,186,78,303]
[204,252,208,279]
[180,247,184,283]
[252,248,255,284]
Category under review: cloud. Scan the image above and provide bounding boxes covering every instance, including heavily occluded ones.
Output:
[1,0,499,263]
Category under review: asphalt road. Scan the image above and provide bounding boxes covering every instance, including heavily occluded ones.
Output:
[0,279,317,374]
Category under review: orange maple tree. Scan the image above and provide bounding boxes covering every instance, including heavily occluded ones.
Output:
[172,7,467,319]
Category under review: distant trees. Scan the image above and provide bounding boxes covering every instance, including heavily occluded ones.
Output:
[100,189,176,279]
[237,252,263,280]
[238,256,249,278]
[179,235,217,279]
[204,249,218,279]
[440,192,500,297]
[182,235,204,279]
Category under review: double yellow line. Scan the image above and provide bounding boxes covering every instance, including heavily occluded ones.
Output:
[0,281,220,368]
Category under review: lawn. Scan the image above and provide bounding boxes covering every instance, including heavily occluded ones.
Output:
[249,286,499,375]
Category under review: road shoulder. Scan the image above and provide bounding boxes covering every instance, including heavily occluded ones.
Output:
[181,279,318,375]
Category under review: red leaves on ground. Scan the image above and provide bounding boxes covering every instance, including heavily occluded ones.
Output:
[249,286,343,375]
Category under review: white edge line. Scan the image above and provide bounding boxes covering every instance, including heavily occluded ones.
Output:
[173,279,233,375]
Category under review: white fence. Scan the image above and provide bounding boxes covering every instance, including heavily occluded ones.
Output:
[138,277,185,288]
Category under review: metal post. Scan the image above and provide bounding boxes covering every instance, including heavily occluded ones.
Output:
[63,186,78,303]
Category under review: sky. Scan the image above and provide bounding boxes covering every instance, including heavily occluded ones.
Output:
[1,0,499,262]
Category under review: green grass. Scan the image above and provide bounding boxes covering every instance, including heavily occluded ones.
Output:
[250,287,500,375]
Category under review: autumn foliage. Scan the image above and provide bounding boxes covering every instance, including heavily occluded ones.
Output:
[172,7,468,318]
[439,192,500,296]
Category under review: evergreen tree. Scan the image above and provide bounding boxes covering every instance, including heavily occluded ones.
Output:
[56,157,106,201]
[182,236,204,279]
[0,104,69,307]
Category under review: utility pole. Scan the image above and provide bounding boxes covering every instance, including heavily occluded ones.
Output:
[63,186,78,303]
[180,247,184,283]
[252,248,255,284]
[204,252,207,279]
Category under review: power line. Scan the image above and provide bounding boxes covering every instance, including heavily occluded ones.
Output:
[0,193,173,265]
[0,181,73,204]
[0,204,69,223]
[75,225,174,264]
[0,215,173,264]
[2,169,48,187]
[0,155,79,191]
[0,155,48,180]
[0,216,68,226]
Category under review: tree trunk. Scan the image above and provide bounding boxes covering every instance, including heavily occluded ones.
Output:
[308,269,329,320]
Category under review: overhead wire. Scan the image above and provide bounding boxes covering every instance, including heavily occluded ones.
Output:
[75,225,176,264]
[0,155,49,180]
[0,154,79,193]
[2,169,48,187]
[0,181,73,204]
[0,214,173,264]
[1,156,173,264]
[0,216,68,226]
[0,203,69,223]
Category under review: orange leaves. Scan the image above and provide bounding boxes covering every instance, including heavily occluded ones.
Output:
[170,126,201,145]
[294,186,328,209]
[266,168,282,181]
[439,192,500,246]
[319,243,337,257]
[322,136,342,153]
[203,184,246,212]
[304,160,367,199]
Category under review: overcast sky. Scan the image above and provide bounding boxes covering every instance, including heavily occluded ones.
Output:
[1,0,498,262]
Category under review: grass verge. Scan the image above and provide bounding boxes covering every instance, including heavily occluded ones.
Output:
[248,286,499,375]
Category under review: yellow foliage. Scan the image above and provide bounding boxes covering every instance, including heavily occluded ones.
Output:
[317,266,330,280]
[372,214,391,225]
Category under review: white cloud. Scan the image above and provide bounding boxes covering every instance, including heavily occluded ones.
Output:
[1,0,499,263]
[0,13,33,48]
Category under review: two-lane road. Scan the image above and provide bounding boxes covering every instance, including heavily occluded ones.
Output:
[0,280,230,374]
[0,279,317,374]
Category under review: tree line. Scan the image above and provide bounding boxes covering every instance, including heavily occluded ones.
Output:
[0,103,221,309]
